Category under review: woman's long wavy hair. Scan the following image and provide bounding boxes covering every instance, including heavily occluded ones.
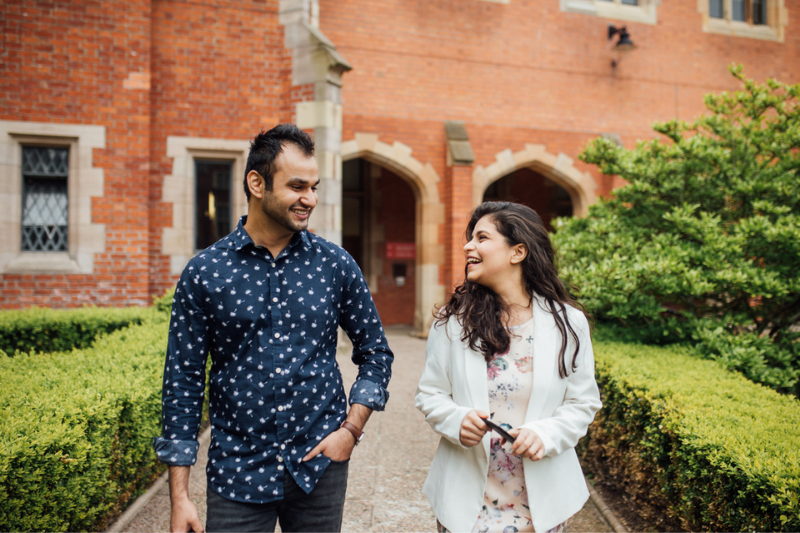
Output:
[435,202,587,378]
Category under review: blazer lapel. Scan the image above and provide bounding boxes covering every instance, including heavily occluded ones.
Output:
[527,296,557,422]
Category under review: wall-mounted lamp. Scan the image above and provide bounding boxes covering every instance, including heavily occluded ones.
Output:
[608,25,636,51]
[608,25,636,68]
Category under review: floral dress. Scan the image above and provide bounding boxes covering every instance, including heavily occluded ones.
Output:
[471,318,566,533]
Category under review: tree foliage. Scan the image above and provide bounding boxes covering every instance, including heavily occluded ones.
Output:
[554,66,800,395]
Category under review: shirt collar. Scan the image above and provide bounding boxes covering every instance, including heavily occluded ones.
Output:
[231,216,313,254]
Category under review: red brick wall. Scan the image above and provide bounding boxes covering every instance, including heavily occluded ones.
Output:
[3,0,799,310]
[1,0,302,309]
[324,0,798,138]
[328,0,800,304]
[147,0,302,300]
[1,0,154,308]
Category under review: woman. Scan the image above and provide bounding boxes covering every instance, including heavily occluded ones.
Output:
[416,202,601,533]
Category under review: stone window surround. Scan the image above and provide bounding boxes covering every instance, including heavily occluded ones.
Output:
[0,120,105,275]
[161,136,249,276]
[561,0,660,25]
[698,0,787,42]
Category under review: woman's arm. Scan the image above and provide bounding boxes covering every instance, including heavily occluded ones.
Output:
[415,321,476,446]
[520,311,602,457]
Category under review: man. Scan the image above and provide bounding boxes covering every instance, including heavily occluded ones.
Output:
[153,124,394,533]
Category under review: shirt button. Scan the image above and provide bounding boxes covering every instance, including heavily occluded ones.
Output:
[274,332,280,339]
[272,297,278,303]
[271,263,276,268]
[280,444,286,450]
[275,368,282,374]
[277,456,283,463]
[277,464,284,471]
[277,406,284,412]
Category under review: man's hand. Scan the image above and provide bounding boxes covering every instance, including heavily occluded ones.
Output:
[507,428,545,461]
[302,403,372,462]
[459,410,489,447]
[302,427,356,462]
[171,496,204,533]
[169,466,204,533]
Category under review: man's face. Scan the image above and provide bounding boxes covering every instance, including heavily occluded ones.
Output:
[261,143,319,233]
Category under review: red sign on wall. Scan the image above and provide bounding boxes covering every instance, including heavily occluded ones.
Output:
[386,242,416,259]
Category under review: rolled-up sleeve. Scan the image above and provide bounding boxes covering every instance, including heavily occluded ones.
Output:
[152,259,210,466]
[338,254,393,412]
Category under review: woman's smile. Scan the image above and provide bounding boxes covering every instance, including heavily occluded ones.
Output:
[463,216,516,289]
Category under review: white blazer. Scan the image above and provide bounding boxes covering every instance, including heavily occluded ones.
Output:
[415,296,602,533]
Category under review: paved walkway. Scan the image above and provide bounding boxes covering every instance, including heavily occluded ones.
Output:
[115,327,614,532]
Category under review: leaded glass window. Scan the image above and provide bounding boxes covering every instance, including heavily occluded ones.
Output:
[21,147,69,252]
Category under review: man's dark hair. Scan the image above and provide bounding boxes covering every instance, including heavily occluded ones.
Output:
[244,124,315,200]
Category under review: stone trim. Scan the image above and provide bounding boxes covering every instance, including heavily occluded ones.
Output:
[561,0,660,25]
[161,137,249,275]
[280,0,351,244]
[342,133,445,335]
[698,0,787,42]
[473,144,599,216]
[0,120,105,274]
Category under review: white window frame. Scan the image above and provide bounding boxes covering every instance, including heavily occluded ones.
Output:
[699,0,787,42]
[0,121,105,274]
[161,136,249,275]
[561,0,660,25]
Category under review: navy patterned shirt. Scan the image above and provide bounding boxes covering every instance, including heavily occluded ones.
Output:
[153,217,393,503]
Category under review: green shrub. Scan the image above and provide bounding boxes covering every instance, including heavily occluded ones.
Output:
[0,306,156,355]
[554,66,800,395]
[583,339,800,532]
[0,316,169,532]
[152,288,176,315]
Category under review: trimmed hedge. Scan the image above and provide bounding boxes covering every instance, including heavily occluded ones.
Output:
[0,316,169,532]
[0,306,155,355]
[584,340,800,532]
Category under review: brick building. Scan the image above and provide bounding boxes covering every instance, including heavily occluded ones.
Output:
[1,0,797,334]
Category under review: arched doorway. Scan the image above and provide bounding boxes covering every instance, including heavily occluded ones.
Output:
[341,133,445,336]
[472,145,598,218]
[482,168,573,231]
[342,158,417,326]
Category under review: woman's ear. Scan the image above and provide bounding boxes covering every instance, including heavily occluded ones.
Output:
[511,244,527,265]
[246,170,265,200]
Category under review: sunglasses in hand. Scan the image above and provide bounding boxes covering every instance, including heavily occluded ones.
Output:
[482,417,516,444]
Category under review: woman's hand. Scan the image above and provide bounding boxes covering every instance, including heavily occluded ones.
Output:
[508,428,545,461]
[460,410,489,447]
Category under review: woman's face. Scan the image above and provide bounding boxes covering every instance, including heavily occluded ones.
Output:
[463,215,518,291]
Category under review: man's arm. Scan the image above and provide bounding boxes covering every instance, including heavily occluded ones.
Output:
[302,252,392,462]
[337,252,394,413]
[152,260,210,532]
[168,466,204,533]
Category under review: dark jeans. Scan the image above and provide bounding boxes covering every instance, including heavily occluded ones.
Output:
[205,460,349,533]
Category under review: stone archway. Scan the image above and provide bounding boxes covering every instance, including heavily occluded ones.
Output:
[473,145,598,216]
[341,133,445,335]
